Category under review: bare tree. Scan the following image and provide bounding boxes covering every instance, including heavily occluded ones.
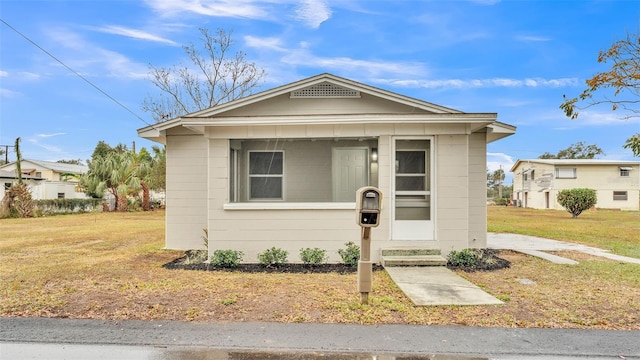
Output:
[142,28,265,122]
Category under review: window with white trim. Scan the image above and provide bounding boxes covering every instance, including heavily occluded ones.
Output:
[620,167,631,177]
[230,138,378,203]
[248,151,283,200]
[555,167,576,179]
[613,191,628,201]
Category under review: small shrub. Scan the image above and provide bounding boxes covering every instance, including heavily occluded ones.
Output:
[338,241,360,267]
[447,249,478,267]
[258,247,289,267]
[557,188,597,218]
[210,249,244,268]
[299,247,328,265]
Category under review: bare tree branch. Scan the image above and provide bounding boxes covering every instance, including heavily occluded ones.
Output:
[142,28,265,122]
[560,32,640,156]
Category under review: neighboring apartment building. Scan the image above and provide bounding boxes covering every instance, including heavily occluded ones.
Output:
[0,159,88,200]
[511,159,640,211]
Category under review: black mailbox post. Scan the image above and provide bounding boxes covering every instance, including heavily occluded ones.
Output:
[355,186,383,304]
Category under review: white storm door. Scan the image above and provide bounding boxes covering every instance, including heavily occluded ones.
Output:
[392,139,434,240]
[332,148,368,202]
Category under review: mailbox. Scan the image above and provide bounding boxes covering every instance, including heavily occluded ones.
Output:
[356,186,382,227]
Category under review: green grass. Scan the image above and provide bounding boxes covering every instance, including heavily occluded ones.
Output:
[1,208,639,329]
[488,206,640,258]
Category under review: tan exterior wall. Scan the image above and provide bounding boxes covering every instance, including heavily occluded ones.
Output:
[512,162,639,211]
[468,132,487,248]
[199,124,482,263]
[164,132,209,250]
[435,134,469,255]
[220,93,434,117]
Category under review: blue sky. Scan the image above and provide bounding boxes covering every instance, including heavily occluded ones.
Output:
[1,0,640,183]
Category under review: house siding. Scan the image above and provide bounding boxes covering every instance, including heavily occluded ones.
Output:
[141,75,515,260]
[435,134,469,255]
[468,132,488,248]
[165,133,208,250]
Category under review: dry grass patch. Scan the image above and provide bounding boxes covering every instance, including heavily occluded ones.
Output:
[1,209,639,329]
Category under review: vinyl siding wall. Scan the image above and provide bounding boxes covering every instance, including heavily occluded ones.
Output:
[198,124,479,262]
[164,132,208,250]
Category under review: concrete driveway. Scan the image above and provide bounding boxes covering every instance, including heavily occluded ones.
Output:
[487,232,640,265]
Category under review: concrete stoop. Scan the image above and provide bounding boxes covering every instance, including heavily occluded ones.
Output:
[380,247,447,267]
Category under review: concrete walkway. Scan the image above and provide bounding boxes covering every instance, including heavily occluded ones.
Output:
[385,266,503,306]
[386,233,640,306]
[487,232,640,265]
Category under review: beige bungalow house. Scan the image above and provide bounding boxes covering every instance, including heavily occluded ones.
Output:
[138,73,516,263]
[511,159,640,211]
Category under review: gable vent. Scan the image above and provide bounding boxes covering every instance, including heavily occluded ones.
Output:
[290,82,360,98]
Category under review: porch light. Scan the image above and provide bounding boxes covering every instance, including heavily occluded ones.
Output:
[371,148,378,163]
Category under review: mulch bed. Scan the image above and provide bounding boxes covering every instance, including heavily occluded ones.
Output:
[163,249,510,273]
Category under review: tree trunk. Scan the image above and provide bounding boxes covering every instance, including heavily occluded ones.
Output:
[141,181,150,211]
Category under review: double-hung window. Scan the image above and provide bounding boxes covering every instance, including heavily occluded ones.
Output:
[248,151,283,200]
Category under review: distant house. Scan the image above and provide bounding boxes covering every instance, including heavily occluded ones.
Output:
[511,159,640,211]
[0,159,88,200]
[138,73,516,262]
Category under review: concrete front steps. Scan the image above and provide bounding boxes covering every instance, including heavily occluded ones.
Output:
[380,247,447,267]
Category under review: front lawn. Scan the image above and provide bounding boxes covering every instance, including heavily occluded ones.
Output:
[0,208,638,329]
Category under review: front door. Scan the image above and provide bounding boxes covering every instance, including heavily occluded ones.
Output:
[332,148,369,201]
[392,139,434,240]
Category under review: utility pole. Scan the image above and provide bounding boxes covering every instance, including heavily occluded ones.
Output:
[498,164,503,199]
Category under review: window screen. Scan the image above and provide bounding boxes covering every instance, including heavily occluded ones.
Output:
[249,151,283,199]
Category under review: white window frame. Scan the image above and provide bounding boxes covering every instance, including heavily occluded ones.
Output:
[555,167,576,179]
[247,150,284,201]
[613,191,628,201]
[620,167,631,177]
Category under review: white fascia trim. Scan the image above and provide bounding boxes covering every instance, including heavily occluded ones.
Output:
[223,202,356,210]
[184,113,497,127]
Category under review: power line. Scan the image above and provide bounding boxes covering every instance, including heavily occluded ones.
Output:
[0,18,156,128]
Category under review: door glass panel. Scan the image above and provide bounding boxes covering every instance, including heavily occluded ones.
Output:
[395,140,430,221]
[396,176,425,191]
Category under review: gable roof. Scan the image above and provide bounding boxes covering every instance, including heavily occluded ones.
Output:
[510,159,640,172]
[138,73,512,143]
[0,159,88,175]
[185,73,463,118]
[0,170,44,180]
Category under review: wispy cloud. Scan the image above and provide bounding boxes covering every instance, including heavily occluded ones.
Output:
[95,25,178,45]
[0,88,21,98]
[244,35,286,51]
[281,49,428,77]
[46,28,149,80]
[36,133,66,138]
[375,77,578,89]
[295,0,331,29]
[487,152,515,172]
[515,35,552,42]
[144,0,269,19]
[144,0,332,28]
[569,110,640,126]
[0,70,7,77]
[27,136,63,153]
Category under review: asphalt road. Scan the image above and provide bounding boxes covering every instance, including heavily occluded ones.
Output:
[1,317,639,359]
